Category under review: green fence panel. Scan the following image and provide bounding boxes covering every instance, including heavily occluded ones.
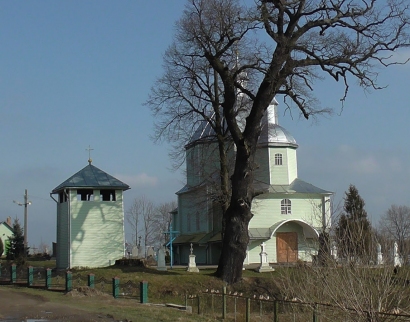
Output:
[66,271,72,292]
[140,281,148,304]
[27,266,33,286]
[11,264,16,283]
[45,268,52,289]
[88,274,95,288]
[112,277,119,299]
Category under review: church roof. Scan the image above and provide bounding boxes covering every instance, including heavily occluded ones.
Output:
[178,178,331,196]
[258,123,297,147]
[52,163,130,193]
[256,178,332,195]
[187,100,298,148]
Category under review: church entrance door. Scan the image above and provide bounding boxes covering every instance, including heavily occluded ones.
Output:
[276,232,298,263]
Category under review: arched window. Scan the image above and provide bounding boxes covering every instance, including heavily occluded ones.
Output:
[281,199,291,214]
[275,153,283,165]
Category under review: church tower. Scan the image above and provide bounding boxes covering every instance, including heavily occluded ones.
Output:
[51,158,130,269]
[254,99,299,186]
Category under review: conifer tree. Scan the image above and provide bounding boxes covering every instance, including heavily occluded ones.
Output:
[6,219,25,260]
[336,185,373,262]
[0,237,3,257]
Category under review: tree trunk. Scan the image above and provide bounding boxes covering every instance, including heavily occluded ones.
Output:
[216,135,256,284]
[216,204,253,284]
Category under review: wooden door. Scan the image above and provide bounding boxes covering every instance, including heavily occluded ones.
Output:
[276,232,298,263]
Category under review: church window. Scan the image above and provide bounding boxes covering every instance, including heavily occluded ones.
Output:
[275,153,283,165]
[281,199,291,214]
[77,189,94,201]
[101,189,116,201]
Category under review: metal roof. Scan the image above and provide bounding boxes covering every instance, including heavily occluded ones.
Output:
[254,178,332,195]
[51,163,130,193]
[248,228,272,240]
[187,101,298,148]
[172,232,208,244]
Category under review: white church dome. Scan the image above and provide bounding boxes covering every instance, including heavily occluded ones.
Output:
[187,99,297,148]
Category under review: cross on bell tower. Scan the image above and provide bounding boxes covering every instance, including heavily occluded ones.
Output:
[86,145,94,164]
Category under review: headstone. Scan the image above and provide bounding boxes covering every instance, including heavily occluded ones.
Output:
[331,244,337,260]
[147,246,155,258]
[131,246,139,258]
[157,247,167,271]
[138,245,144,258]
[187,243,199,273]
[257,242,274,273]
[394,241,401,267]
[377,243,383,265]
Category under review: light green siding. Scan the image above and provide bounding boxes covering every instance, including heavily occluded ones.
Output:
[250,194,323,229]
[56,201,70,269]
[0,223,12,255]
[69,189,124,268]
[246,194,323,263]
[178,188,210,234]
[254,148,270,184]
[55,188,125,269]
[286,148,298,183]
[186,143,221,187]
[268,147,297,185]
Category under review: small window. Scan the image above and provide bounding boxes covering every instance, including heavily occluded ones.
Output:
[101,189,116,201]
[275,153,283,165]
[281,199,291,214]
[77,189,94,201]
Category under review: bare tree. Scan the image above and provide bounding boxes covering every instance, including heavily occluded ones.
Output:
[277,261,410,321]
[126,196,158,251]
[126,197,142,246]
[379,205,410,264]
[148,0,410,284]
[156,201,177,245]
[127,197,178,252]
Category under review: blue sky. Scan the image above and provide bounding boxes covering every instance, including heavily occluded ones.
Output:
[1,1,409,249]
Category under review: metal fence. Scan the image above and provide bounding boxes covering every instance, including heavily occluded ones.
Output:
[2,264,410,321]
[0,263,145,302]
[183,289,410,322]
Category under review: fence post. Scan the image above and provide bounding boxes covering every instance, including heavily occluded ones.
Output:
[88,274,95,288]
[45,268,52,289]
[246,298,251,322]
[140,280,148,303]
[27,266,33,286]
[313,303,318,322]
[197,295,201,315]
[65,271,72,292]
[0,262,2,277]
[222,286,227,319]
[112,277,119,299]
[273,300,279,322]
[11,264,16,283]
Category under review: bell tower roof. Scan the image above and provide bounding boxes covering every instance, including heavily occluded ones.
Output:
[52,163,130,193]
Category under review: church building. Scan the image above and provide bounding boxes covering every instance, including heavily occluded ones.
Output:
[50,159,130,269]
[172,99,332,265]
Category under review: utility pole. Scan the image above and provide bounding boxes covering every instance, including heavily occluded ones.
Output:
[13,189,31,253]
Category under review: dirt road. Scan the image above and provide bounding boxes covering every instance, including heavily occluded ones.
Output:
[0,287,119,321]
